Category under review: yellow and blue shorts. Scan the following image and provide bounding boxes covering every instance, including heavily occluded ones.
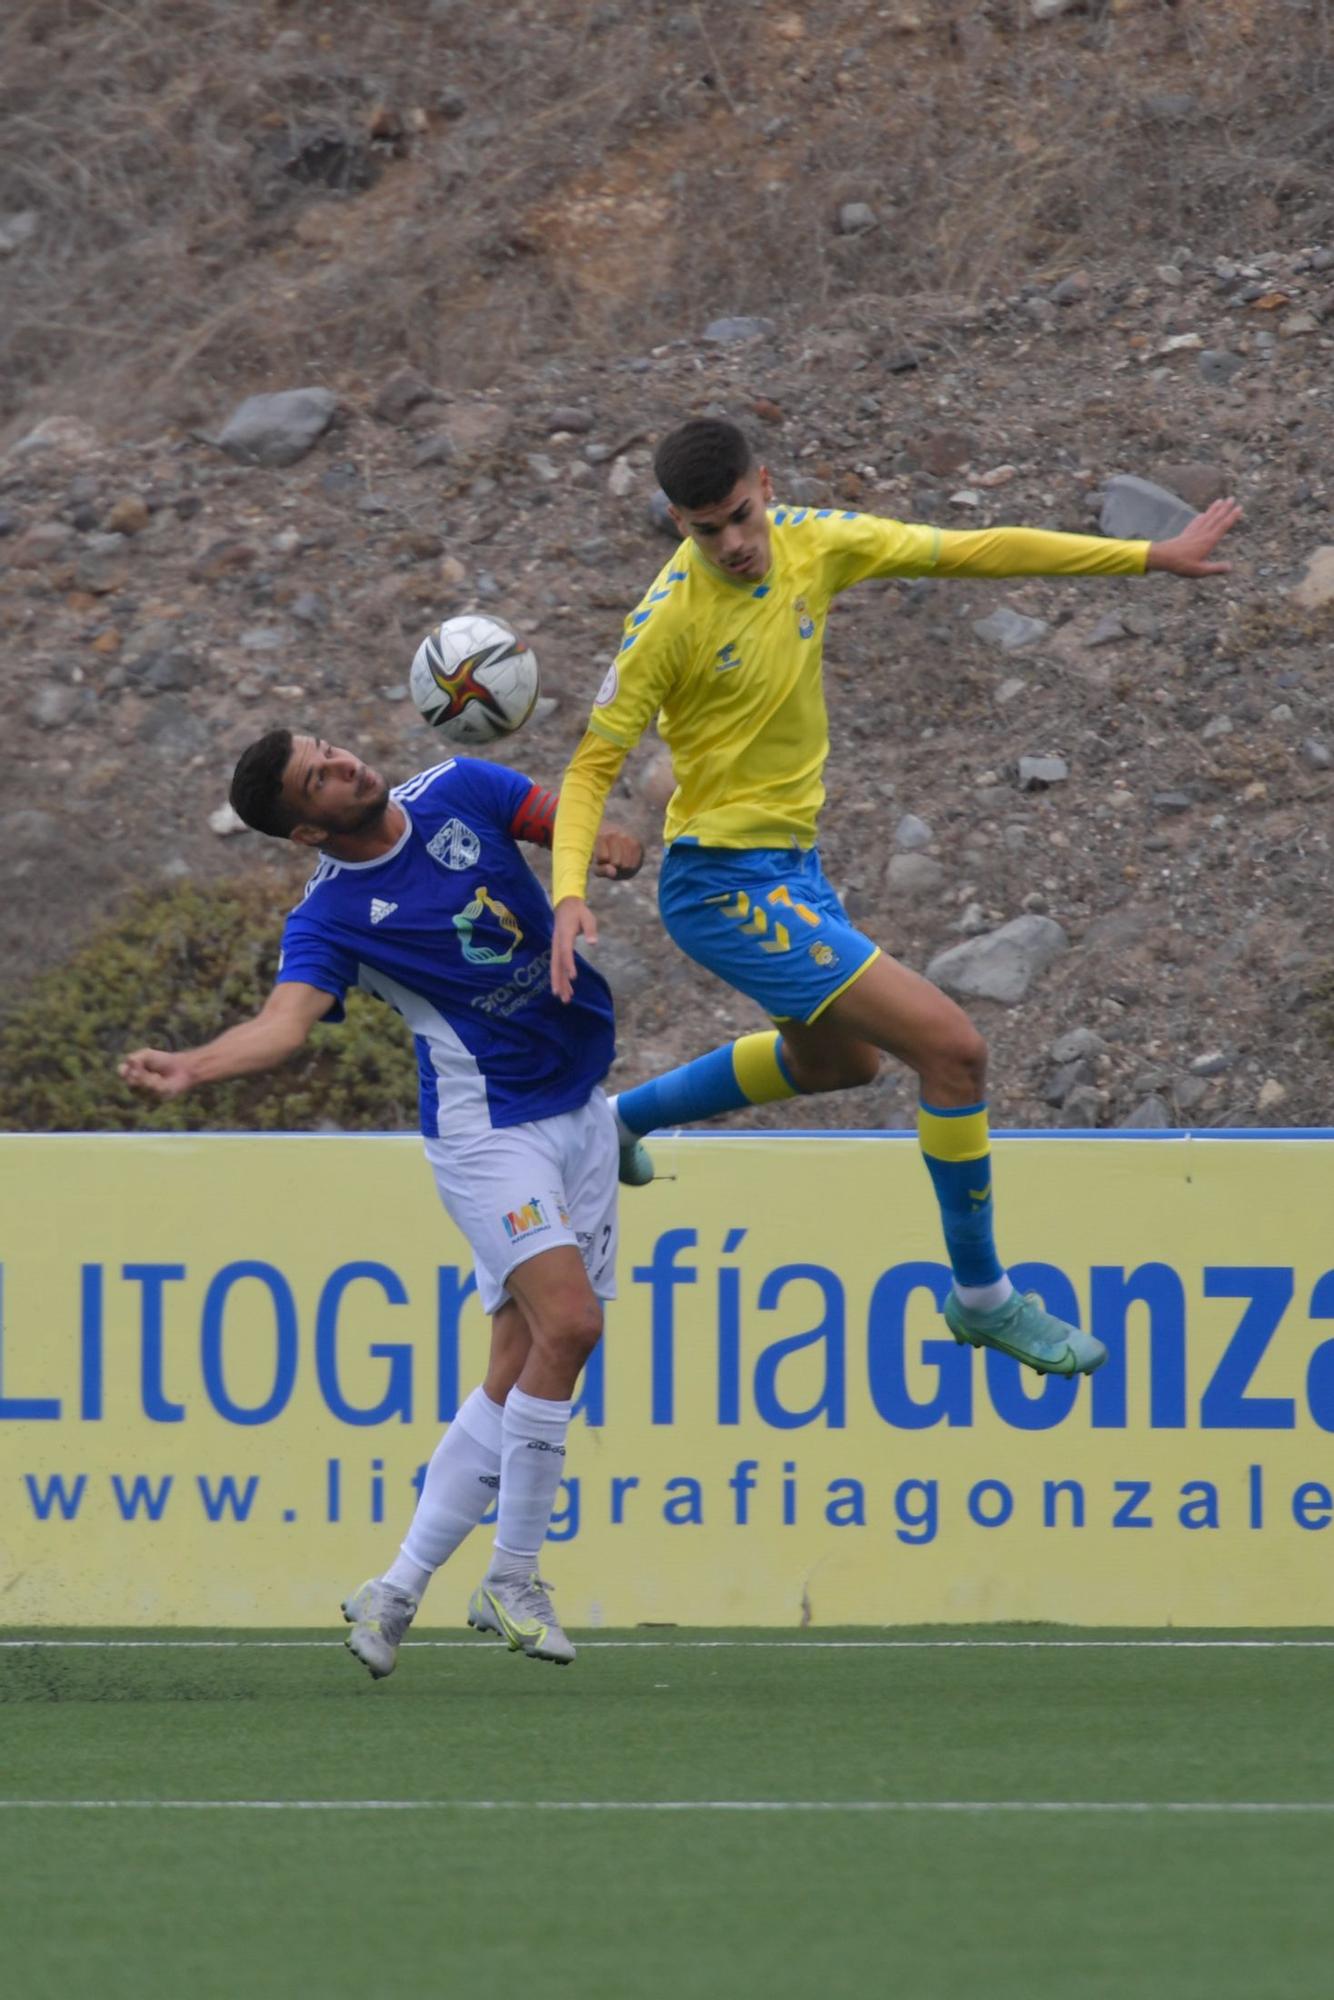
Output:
[659,842,880,1025]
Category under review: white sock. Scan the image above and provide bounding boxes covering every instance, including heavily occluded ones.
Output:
[953,1275,1015,1314]
[489,1385,572,1577]
[384,1385,504,1600]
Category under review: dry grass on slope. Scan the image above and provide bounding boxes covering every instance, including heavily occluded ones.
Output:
[2,0,1332,433]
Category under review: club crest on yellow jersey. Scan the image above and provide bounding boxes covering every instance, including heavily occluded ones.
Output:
[793,597,816,640]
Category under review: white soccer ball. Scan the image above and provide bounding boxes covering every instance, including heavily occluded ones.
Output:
[409,614,540,745]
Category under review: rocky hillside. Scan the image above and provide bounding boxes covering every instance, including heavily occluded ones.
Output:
[1,0,1332,1132]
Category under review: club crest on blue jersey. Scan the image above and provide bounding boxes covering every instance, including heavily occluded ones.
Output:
[427,817,481,871]
[793,597,816,640]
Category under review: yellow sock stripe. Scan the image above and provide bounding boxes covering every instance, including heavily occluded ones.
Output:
[732,1031,798,1107]
[917,1105,991,1165]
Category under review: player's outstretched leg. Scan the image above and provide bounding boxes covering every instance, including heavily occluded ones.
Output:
[784,956,1108,1379]
[611,1029,802,1183]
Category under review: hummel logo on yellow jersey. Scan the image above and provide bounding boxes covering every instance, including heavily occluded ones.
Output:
[714,641,742,673]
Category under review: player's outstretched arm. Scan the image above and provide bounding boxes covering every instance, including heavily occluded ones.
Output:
[1145,497,1242,576]
[118,982,336,1099]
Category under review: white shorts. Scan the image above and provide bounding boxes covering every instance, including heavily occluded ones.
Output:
[423,1089,619,1317]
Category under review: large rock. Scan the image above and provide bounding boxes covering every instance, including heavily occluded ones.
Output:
[1099,474,1196,542]
[218,389,337,467]
[926,915,1069,1005]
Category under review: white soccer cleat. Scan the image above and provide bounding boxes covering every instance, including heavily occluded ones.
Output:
[467,1574,576,1665]
[341,1576,418,1680]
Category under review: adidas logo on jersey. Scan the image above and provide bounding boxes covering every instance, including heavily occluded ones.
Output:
[370,898,398,925]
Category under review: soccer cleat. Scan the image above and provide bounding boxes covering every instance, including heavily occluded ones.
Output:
[467,1574,576,1665]
[944,1290,1108,1378]
[341,1577,418,1679]
[608,1096,655,1187]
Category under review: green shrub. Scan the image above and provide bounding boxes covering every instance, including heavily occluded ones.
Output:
[0,881,420,1132]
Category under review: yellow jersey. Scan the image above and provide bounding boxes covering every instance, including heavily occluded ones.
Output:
[553,507,1149,902]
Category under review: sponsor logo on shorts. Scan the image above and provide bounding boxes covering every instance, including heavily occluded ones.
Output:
[427,818,481,871]
[501,1195,551,1242]
[809,941,838,968]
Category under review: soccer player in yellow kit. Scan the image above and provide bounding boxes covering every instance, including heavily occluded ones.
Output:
[551,418,1240,1378]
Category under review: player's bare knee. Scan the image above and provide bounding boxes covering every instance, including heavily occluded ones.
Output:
[538,1301,603,1372]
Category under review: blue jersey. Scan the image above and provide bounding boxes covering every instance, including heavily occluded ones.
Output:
[276,757,616,1139]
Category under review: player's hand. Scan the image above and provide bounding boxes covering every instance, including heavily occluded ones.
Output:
[1146,497,1242,577]
[593,826,644,881]
[551,897,596,1004]
[118,1048,195,1099]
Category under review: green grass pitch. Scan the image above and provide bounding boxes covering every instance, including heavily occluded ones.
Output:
[4,1627,1333,1999]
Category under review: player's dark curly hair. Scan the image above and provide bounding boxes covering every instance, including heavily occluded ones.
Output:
[653,417,755,510]
[229,727,300,838]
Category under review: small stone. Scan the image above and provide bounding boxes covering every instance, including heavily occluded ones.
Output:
[1257,1078,1288,1114]
[886,852,946,897]
[973,608,1049,652]
[1049,270,1091,305]
[607,456,635,498]
[27,685,81,731]
[1121,606,1160,640]
[1118,1094,1174,1130]
[546,406,594,434]
[412,431,456,469]
[1099,474,1196,542]
[1087,614,1128,647]
[102,496,151,536]
[1061,1085,1109,1128]
[1152,791,1194,814]
[0,209,38,255]
[527,453,561,483]
[217,388,337,467]
[894,813,934,851]
[1280,312,1320,339]
[648,489,679,539]
[7,521,73,565]
[1200,715,1233,742]
[995,678,1027,705]
[1018,754,1069,790]
[1050,1027,1108,1064]
[1291,547,1334,612]
[837,202,877,234]
[702,316,775,345]
[240,627,288,652]
[371,367,440,426]
[1269,703,1294,724]
[208,803,249,836]
[1301,738,1331,770]
[1198,349,1246,387]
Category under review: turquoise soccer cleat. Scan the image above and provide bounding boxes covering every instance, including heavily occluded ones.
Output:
[944,1290,1107,1378]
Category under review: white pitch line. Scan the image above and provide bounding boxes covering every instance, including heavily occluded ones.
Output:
[2,1798,1333,1815]
[2,1638,1334,1652]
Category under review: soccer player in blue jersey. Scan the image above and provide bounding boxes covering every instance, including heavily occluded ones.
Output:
[120,729,642,1676]
[551,416,1242,1381]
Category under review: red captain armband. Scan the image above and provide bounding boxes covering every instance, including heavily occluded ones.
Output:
[510,783,558,848]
